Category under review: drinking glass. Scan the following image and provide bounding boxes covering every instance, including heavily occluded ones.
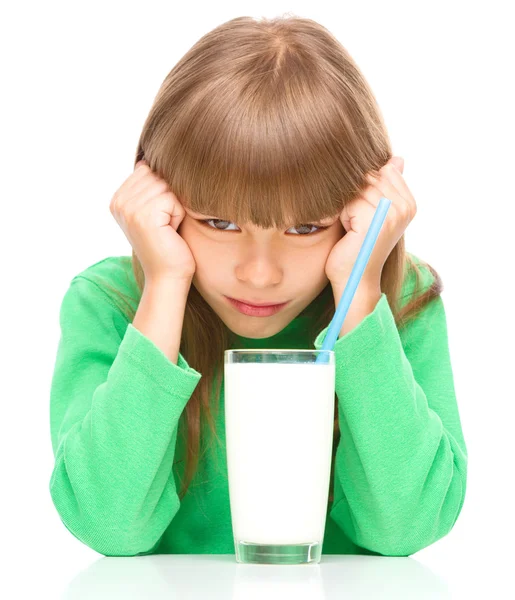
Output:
[224,349,335,565]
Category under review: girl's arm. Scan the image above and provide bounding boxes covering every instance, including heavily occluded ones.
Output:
[49,276,202,556]
[132,276,193,365]
[314,268,467,557]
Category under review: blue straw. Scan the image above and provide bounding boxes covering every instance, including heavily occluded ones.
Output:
[315,196,392,364]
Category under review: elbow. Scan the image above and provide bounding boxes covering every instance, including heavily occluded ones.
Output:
[58,515,161,557]
[350,525,424,557]
[343,489,467,558]
[49,481,166,557]
[366,455,468,557]
[360,495,467,557]
[49,458,179,557]
[366,520,461,557]
[360,536,426,557]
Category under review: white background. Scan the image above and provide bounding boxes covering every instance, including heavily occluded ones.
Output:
[2,1,514,598]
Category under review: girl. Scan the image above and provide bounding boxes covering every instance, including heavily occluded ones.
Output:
[49,15,467,559]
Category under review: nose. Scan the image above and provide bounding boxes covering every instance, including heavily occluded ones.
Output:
[235,248,283,287]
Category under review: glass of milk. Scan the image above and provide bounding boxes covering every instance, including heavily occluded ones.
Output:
[224,348,336,565]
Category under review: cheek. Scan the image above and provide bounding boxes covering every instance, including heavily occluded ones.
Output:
[177,221,204,259]
[183,234,229,286]
[287,245,330,281]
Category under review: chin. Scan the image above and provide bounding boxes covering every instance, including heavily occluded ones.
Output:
[226,316,288,339]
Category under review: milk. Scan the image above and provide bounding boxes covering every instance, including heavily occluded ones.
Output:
[224,353,335,561]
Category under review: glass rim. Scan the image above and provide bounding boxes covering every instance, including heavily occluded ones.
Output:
[224,349,334,354]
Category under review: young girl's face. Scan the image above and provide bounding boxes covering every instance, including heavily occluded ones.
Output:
[178,207,344,339]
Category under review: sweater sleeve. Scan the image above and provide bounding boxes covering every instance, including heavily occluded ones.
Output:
[49,276,202,557]
[313,291,468,557]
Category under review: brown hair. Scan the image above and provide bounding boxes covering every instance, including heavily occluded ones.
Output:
[104,15,442,505]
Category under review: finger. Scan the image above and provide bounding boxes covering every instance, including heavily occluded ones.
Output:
[130,178,170,210]
[126,167,165,198]
[382,164,417,216]
[341,197,376,233]
[365,171,412,220]
[124,161,153,192]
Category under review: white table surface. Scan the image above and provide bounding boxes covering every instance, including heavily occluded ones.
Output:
[7,532,509,600]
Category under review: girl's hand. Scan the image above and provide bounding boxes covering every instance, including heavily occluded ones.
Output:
[110,159,197,283]
[324,156,416,289]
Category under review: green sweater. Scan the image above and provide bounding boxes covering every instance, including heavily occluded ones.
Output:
[49,253,467,558]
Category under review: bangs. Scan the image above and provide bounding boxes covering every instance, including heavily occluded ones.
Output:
[151,64,370,229]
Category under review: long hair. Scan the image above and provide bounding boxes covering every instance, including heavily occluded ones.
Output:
[101,15,442,505]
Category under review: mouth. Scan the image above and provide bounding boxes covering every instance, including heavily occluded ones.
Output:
[224,296,290,317]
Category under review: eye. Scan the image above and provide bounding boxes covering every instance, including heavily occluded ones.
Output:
[200,219,329,235]
[288,224,328,235]
[201,219,239,232]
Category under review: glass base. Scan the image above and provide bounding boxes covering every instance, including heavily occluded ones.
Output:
[235,540,322,564]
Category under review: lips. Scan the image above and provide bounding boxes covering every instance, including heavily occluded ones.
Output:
[230,298,285,307]
[225,296,290,317]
